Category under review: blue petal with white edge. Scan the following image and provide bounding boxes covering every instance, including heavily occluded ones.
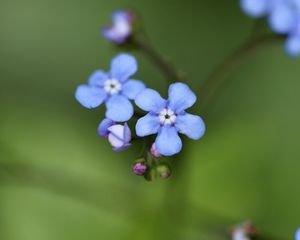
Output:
[136,113,160,137]
[240,0,269,17]
[110,54,137,82]
[88,70,108,87]
[75,85,107,109]
[98,118,115,138]
[155,126,182,156]
[168,83,196,113]
[175,113,205,140]
[268,4,295,34]
[285,35,300,57]
[122,79,146,99]
[105,95,133,122]
[135,88,166,113]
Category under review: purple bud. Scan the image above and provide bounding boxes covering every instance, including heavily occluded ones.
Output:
[133,162,147,176]
[102,10,135,44]
[150,143,161,158]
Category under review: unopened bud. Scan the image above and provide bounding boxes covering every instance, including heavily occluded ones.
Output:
[156,164,171,179]
[232,221,257,240]
[150,143,161,158]
[132,162,147,176]
[98,119,131,152]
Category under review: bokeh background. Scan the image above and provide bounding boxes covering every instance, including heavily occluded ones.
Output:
[1,0,300,239]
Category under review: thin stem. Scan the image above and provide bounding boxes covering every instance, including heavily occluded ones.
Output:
[132,35,183,84]
[198,33,284,111]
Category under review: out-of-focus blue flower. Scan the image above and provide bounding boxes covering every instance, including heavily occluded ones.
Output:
[98,118,131,152]
[102,10,134,44]
[296,228,300,240]
[135,83,205,156]
[240,0,300,56]
[75,54,145,122]
[240,0,270,17]
[284,15,300,56]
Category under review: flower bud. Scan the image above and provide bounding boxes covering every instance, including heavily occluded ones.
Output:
[102,10,135,45]
[150,143,161,158]
[98,119,131,152]
[132,162,147,176]
[156,164,171,179]
[231,221,256,240]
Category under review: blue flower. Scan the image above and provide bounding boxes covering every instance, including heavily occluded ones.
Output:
[75,54,145,122]
[240,0,271,17]
[98,118,131,152]
[102,10,134,44]
[296,228,300,240]
[240,0,300,56]
[134,83,205,156]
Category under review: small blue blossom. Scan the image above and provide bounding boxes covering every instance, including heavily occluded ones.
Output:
[98,118,131,152]
[296,228,300,240]
[75,54,145,122]
[102,10,134,44]
[135,83,205,156]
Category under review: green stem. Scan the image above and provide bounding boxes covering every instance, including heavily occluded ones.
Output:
[132,35,183,84]
[198,34,284,111]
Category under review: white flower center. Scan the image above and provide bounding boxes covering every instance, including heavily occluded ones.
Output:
[104,79,122,95]
[159,108,176,125]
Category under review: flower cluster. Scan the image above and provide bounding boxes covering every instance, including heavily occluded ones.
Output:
[75,10,206,179]
[240,0,300,56]
[75,55,205,155]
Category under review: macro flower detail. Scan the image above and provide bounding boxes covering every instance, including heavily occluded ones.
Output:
[75,54,145,122]
[98,118,131,152]
[102,10,134,44]
[135,83,205,156]
[240,0,300,56]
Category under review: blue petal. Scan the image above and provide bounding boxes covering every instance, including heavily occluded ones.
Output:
[75,85,106,109]
[285,35,300,57]
[168,82,196,113]
[112,10,131,22]
[240,0,269,17]
[122,79,146,100]
[155,126,182,156]
[268,4,295,33]
[295,228,300,240]
[110,54,137,82]
[136,113,160,137]
[175,113,205,140]
[98,118,115,138]
[105,95,133,122]
[135,88,166,113]
[88,70,108,87]
[123,123,132,142]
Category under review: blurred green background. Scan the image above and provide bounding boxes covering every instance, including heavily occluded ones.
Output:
[0,0,300,239]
